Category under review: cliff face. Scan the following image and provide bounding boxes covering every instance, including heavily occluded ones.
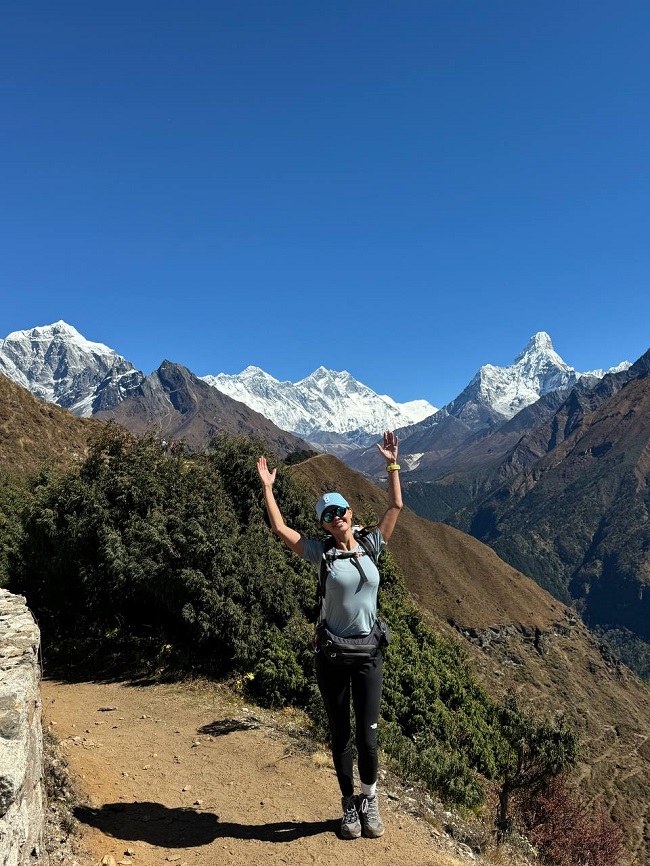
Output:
[0,589,46,866]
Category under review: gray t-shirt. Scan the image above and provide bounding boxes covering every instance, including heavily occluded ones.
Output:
[302,527,385,637]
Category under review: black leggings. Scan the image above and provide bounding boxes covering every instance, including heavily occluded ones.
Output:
[315,651,383,797]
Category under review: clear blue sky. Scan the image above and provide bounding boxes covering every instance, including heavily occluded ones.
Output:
[2,1,649,407]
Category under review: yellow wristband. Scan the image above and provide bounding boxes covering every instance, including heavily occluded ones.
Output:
[386,463,400,472]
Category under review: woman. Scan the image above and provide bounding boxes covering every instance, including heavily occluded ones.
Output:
[256,430,402,839]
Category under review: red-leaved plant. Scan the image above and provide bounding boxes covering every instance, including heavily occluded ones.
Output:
[517,774,625,866]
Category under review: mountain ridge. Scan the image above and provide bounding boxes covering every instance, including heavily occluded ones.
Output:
[400,349,650,523]
[0,322,436,449]
[94,359,313,458]
[344,331,630,480]
[202,364,436,448]
[448,351,650,646]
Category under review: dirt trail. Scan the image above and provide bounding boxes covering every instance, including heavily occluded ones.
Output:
[43,679,472,866]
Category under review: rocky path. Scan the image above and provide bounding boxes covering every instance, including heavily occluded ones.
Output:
[43,679,473,866]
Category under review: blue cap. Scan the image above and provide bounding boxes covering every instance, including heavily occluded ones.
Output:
[315,492,350,521]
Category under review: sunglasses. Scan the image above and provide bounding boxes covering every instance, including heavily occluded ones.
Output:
[321,505,348,523]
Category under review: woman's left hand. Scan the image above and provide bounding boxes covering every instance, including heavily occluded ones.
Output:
[376,430,398,463]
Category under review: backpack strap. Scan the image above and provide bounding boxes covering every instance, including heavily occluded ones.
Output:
[316,528,379,623]
[354,528,378,568]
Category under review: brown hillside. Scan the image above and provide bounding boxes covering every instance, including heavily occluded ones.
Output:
[291,453,650,864]
[0,373,102,475]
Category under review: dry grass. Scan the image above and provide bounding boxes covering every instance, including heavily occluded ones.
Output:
[0,373,101,475]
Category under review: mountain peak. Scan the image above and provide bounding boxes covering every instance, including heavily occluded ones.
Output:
[449,333,578,426]
[0,322,143,416]
[5,321,116,357]
[306,366,348,380]
[515,331,563,364]
[203,365,436,442]
[47,320,82,336]
[524,331,553,352]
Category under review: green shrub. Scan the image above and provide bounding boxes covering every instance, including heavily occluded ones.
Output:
[0,472,31,587]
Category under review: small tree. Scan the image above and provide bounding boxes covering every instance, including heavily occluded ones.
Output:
[519,774,625,866]
[494,693,579,839]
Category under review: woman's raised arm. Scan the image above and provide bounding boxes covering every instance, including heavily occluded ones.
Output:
[256,457,304,556]
[375,431,403,543]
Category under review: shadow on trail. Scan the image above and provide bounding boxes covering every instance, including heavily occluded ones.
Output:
[197,718,261,736]
[74,802,339,846]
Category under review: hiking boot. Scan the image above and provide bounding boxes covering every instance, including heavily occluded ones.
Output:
[340,794,362,839]
[359,794,385,838]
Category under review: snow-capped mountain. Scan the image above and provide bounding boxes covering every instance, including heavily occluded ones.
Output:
[2,322,629,461]
[0,322,435,445]
[344,332,632,479]
[0,321,144,416]
[446,331,631,427]
[202,366,436,447]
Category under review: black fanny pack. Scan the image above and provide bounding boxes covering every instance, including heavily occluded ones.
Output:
[316,618,390,665]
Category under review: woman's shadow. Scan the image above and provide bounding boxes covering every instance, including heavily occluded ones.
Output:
[74,801,340,846]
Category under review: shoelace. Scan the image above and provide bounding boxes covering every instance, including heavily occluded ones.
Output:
[343,798,359,823]
[361,796,379,821]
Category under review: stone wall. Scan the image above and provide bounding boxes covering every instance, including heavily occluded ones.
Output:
[0,588,47,866]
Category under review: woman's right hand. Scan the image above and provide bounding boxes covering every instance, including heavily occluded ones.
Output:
[256,456,304,556]
[256,456,277,487]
